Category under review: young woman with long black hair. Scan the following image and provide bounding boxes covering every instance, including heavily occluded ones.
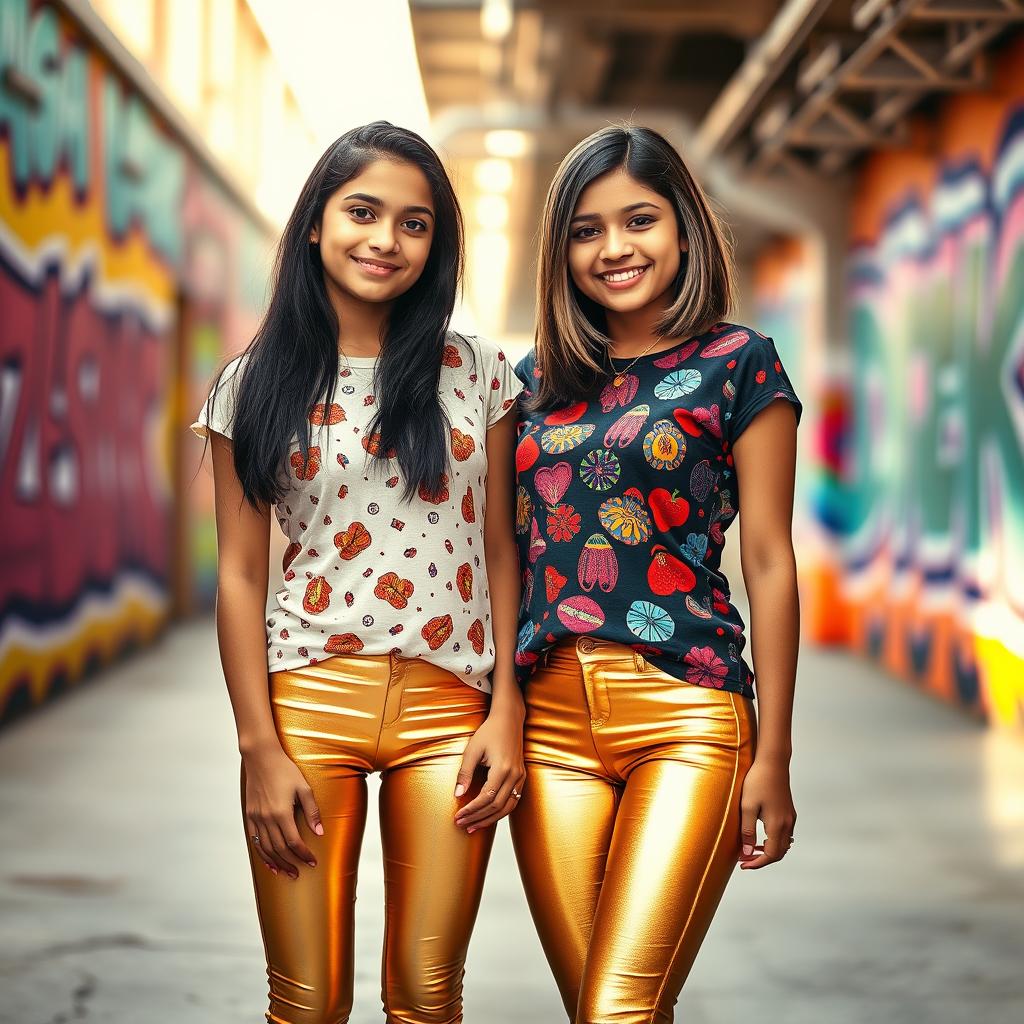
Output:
[191,122,526,1024]
[510,125,801,1023]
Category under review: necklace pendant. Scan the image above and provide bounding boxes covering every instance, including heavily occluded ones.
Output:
[612,373,626,387]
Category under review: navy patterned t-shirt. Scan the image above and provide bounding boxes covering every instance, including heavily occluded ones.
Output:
[513,322,802,698]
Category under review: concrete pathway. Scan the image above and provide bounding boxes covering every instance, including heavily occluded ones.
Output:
[1,620,1021,1023]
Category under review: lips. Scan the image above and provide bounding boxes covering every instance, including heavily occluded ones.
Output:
[597,264,651,288]
[351,256,401,276]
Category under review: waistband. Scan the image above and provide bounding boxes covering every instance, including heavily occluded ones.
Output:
[281,651,465,685]
[543,636,649,669]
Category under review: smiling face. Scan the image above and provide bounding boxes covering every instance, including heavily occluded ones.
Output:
[567,167,688,318]
[309,158,435,309]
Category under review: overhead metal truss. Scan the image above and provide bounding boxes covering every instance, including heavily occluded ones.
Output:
[753,0,1024,175]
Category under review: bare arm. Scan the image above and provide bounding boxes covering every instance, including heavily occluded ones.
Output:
[481,408,525,717]
[454,408,527,831]
[209,432,322,878]
[209,432,276,753]
[732,399,799,868]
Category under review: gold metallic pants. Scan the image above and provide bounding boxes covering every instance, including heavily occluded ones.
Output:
[510,637,756,1024]
[244,653,493,1024]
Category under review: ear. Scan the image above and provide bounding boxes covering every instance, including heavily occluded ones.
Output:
[680,237,690,253]
[309,225,320,245]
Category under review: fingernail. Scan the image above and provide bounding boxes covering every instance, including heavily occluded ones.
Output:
[314,823,324,836]
[306,860,317,868]
[467,827,476,834]
[742,844,753,857]
[454,784,466,797]
[266,864,278,875]
[289,872,299,880]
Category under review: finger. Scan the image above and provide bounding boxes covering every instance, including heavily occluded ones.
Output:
[265,820,303,877]
[467,796,520,832]
[454,745,483,799]
[762,819,787,864]
[456,766,512,825]
[247,818,279,875]
[510,772,526,807]
[297,787,325,837]
[281,820,317,868]
[740,802,759,859]
[255,819,294,876]
[739,848,773,869]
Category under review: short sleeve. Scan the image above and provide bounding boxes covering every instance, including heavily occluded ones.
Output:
[727,334,802,443]
[479,336,525,427]
[514,351,537,395]
[190,354,247,440]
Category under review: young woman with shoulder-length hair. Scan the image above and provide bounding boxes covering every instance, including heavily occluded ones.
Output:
[191,121,526,1024]
[510,124,800,1022]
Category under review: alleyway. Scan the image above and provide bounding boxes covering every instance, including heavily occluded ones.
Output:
[1,621,1021,1024]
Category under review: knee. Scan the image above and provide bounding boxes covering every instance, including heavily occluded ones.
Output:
[576,983,662,1024]
[267,985,352,1024]
[382,956,463,1024]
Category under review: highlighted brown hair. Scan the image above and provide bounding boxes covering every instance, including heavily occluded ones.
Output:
[531,124,734,410]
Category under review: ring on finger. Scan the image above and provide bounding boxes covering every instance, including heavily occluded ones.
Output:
[512,788,522,799]
[251,834,261,845]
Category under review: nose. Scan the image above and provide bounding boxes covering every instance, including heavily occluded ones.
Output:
[369,220,399,254]
[599,228,633,262]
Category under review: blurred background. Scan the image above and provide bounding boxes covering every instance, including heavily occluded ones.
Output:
[1,1,1022,1022]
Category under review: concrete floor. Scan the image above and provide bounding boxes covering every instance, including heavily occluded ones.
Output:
[1,620,1022,1024]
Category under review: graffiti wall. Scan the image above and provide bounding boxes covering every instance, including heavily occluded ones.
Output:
[752,238,853,645]
[0,0,267,722]
[762,36,1024,728]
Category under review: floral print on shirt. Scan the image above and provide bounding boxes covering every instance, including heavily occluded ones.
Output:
[191,332,524,692]
[513,322,802,698]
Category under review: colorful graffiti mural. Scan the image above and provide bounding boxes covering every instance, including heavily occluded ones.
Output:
[0,0,267,722]
[828,38,1024,727]
[751,237,853,645]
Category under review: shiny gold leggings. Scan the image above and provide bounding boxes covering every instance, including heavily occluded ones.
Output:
[510,637,756,1024]
[244,653,494,1024]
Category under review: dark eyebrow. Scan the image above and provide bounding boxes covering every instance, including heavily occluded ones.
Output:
[570,201,661,225]
[343,193,434,220]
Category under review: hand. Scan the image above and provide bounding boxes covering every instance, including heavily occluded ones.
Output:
[242,743,323,879]
[738,757,796,870]
[453,703,526,834]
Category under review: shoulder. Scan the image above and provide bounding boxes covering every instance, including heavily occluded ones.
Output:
[692,321,770,361]
[445,330,510,367]
[216,350,251,388]
[513,347,539,389]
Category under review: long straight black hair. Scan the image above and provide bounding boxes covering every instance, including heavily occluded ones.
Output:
[207,121,464,507]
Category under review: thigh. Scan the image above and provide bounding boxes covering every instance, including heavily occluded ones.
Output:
[510,763,620,1022]
[378,757,495,1024]
[245,763,368,1024]
[579,703,753,1024]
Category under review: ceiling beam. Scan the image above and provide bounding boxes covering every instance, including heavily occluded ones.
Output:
[692,0,835,162]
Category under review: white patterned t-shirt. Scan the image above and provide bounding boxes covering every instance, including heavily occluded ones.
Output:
[191,332,524,692]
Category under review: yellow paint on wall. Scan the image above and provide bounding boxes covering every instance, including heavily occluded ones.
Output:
[0,597,169,716]
[0,147,175,309]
